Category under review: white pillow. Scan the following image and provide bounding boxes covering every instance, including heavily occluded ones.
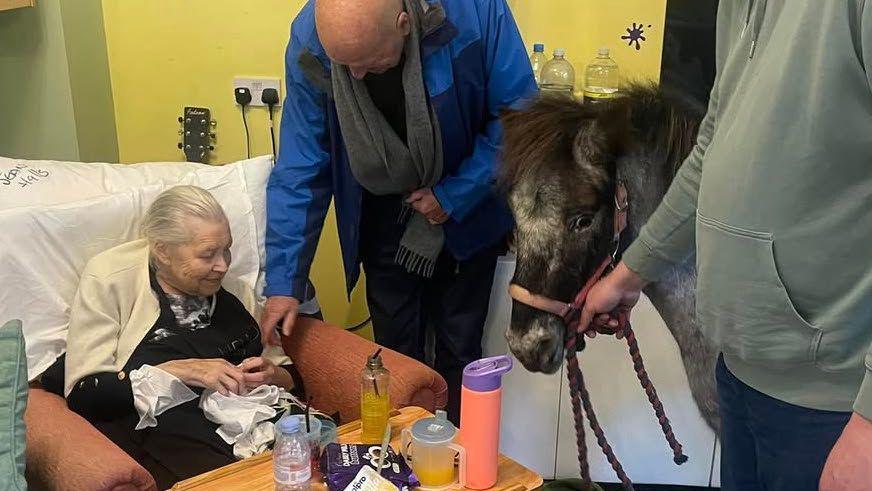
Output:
[0,155,272,267]
[0,156,273,380]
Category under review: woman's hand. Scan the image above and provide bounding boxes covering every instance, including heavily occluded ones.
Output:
[157,358,247,396]
[239,357,295,391]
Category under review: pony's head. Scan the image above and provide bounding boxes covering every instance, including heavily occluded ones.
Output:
[500,96,627,372]
[500,85,700,373]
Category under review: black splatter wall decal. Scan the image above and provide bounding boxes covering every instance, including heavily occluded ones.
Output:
[622,22,650,50]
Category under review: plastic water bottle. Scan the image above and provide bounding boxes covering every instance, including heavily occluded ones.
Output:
[458,355,513,489]
[274,416,312,491]
[529,43,547,86]
[583,47,620,104]
[539,49,576,98]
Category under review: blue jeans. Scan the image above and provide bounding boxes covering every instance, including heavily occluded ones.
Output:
[716,355,851,491]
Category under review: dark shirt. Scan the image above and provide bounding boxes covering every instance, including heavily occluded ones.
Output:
[364,61,407,143]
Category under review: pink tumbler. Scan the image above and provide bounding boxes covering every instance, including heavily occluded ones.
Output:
[458,355,513,490]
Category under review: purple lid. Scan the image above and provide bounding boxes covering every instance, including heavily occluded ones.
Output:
[463,355,513,392]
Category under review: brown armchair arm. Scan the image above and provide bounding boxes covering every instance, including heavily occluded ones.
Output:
[25,387,157,491]
[283,318,448,423]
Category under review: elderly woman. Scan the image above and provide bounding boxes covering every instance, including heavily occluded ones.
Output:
[42,186,324,488]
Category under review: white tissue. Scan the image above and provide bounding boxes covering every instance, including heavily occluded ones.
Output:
[130,365,198,430]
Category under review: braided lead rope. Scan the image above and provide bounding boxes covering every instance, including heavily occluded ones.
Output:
[566,330,634,490]
[620,323,689,465]
[564,332,593,489]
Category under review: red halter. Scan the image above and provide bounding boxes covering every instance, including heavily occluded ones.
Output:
[508,181,629,331]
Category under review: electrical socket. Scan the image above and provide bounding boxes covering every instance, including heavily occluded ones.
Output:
[232,77,281,107]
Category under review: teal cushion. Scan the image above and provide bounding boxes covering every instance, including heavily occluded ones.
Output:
[0,319,27,490]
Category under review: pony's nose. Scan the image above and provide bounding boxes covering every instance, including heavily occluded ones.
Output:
[507,328,562,374]
[537,334,562,369]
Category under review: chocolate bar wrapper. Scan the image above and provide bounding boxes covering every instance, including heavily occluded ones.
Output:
[321,443,420,491]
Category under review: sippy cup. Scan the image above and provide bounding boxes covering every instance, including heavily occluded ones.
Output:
[401,410,467,490]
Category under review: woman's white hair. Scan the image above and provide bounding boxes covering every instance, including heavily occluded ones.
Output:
[140,185,227,246]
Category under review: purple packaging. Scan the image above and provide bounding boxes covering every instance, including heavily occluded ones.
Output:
[321,443,420,491]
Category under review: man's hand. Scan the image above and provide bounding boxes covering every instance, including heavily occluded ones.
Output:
[578,262,646,338]
[820,412,872,490]
[260,296,300,347]
[406,188,449,225]
[238,356,295,392]
[157,358,247,396]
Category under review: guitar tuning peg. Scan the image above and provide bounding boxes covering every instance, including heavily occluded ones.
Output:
[178,129,184,135]
[177,143,183,149]
[210,120,217,127]
[178,117,184,123]
[208,145,215,151]
[210,133,217,139]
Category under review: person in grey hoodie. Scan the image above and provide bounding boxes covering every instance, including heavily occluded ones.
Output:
[579,2,872,490]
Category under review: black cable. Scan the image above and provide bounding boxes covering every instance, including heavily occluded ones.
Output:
[346,316,372,332]
[262,88,280,159]
[234,87,253,160]
[241,107,251,159]
[267,105,277,158]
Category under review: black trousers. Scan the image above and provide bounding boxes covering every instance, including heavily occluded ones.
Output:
[360,193,499,424]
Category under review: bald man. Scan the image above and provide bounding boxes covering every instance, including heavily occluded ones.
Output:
[262,0,536,421]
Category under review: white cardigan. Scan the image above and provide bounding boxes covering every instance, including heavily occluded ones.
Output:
[63,239,289,397]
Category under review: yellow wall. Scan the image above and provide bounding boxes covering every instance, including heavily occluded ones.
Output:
[100,0,665,330]
[509,0,667,84]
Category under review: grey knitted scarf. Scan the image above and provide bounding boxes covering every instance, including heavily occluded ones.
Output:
[331,0,444,278]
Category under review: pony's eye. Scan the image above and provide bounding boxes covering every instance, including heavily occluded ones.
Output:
[568,214,594,231]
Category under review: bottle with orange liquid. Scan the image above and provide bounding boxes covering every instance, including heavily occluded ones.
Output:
[360,349,391,444]
[458,355,513,490]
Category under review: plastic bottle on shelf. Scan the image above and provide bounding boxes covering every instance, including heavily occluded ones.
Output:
[539,49,576,98]
[583,47,620,104]
[529,43,547,86]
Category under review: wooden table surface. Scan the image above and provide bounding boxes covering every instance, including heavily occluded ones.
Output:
[172,406,543,491]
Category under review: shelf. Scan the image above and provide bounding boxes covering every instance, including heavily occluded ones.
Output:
[0,0,34,12]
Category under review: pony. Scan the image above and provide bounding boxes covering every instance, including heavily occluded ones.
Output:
[499,84,719,431]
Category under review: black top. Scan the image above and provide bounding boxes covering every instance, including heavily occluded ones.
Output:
[364,61,408,143]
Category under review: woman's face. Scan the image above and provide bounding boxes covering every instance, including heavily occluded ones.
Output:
[155,216,232,297]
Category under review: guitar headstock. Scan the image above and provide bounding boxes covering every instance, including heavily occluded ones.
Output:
[177,107,216,163]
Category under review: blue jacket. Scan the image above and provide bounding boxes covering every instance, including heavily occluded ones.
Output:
[265,0,536,299]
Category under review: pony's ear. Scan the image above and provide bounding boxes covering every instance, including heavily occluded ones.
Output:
[571,121,612,187]
[571,104,630,186]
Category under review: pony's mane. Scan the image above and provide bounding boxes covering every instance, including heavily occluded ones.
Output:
[500,94,598,191]
[500,83,703,190]
[618,83,704,177]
